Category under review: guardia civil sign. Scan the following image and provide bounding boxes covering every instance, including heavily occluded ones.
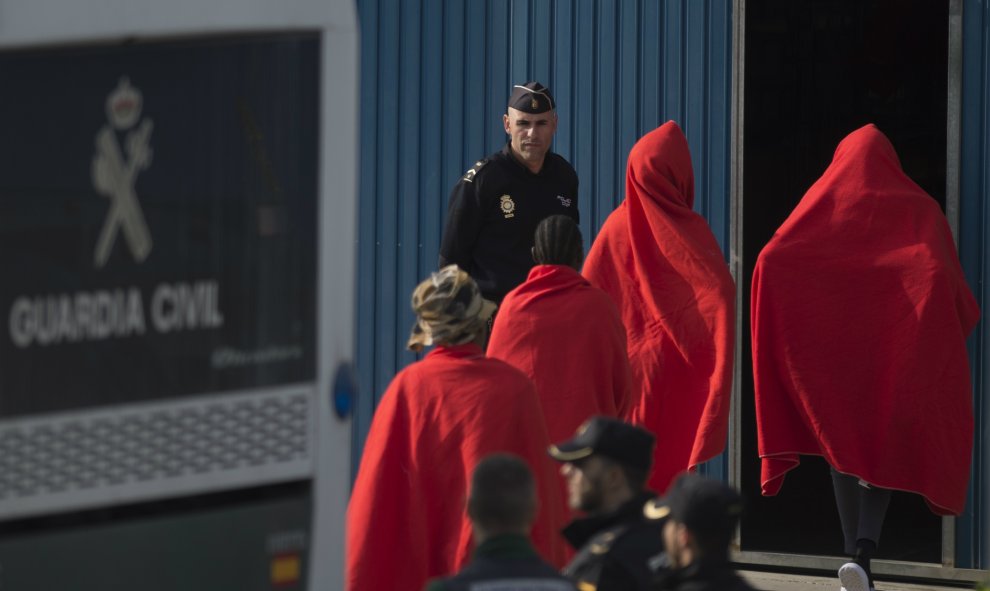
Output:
[0,36,319,417]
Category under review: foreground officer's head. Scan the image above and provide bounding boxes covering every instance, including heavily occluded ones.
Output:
[503,81,559,173]
[549,416,655,515]
[643,472,744,568]
[467,454,538,544]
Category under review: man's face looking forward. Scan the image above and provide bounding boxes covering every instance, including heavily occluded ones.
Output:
[503,107,557,173]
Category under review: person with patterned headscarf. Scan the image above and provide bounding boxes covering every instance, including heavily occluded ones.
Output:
[346,266,569,591]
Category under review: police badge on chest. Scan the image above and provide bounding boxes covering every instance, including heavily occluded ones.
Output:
[500,194,515,219]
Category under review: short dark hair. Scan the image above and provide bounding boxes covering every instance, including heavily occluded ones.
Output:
[534,215,583,269]
[467,454,536,531]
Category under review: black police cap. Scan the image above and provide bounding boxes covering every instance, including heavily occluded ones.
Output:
[643,472,744,539]
[547,416,655,472]
[507,81,556,114]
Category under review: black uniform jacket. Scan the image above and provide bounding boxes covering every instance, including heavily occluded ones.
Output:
[425,534,576,591]
[652,558,757,591]
[562,491,665,591]
[438,143,579,302]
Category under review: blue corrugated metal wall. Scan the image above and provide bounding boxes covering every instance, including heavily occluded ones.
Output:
[354,0,733,467]
[960,0,990,570]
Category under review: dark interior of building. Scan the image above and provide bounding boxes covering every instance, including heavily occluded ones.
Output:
[741,0,949,563]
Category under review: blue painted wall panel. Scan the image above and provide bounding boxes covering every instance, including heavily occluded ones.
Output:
[960,0,990,570]
[355,0,734,472]
[354,0,379,454]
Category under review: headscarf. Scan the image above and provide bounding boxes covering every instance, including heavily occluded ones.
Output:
[407,265,496,352]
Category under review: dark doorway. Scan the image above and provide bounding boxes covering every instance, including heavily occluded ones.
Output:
[741,0,949,563]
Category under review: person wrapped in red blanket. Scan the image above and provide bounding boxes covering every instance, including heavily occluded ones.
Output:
[488,214,633,445]
[346,266,568,591]
[583,121,736,494]
[751,124,979,591]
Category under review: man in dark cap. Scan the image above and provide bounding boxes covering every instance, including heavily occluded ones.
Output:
[425,454,577,591]
[643,473,756,591]
[439,81,579,304]
[549,416,664,591]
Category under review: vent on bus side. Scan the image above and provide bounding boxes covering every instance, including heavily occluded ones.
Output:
[0,386,314,521]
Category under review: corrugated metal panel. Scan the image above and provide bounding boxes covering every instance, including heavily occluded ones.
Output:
[959,0,990,570]
[354,0,733,468]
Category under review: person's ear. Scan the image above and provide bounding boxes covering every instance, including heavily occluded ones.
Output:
[604,462,626,489]
[525,494,539,524]
[503,113,511,135]
[676,523,692,549]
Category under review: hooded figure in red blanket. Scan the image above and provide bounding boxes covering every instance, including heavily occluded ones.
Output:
[488,214,634,445]
[346,266,569,591]
[582,121,736,494]
[751,124,979,591]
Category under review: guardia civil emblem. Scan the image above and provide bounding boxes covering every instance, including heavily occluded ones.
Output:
[500,194,515,219]
[92,77,154,268]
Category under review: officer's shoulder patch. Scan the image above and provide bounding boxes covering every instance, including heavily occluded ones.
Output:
[461,159,489,183]
[587,529,619,555]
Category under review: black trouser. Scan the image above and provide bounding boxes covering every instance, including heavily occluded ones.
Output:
[830,467,892,555]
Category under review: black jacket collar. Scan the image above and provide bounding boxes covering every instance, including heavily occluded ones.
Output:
[561,490,656,549]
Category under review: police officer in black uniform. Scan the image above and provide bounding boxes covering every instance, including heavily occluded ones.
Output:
[643,473,756,591]
[549,416,665,591]
[425,454,576,591]
[439,81,579,303]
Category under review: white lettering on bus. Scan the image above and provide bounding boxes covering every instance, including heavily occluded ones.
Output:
[9,288,146,348]
[8,280,223,347]
[151,280,224,333]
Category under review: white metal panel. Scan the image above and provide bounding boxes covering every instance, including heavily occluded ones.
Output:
[0,0,356,47]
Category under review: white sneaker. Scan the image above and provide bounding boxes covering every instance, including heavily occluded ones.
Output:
[838,562,871,591]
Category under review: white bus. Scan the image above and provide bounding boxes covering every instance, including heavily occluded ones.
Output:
[0,1,358,589]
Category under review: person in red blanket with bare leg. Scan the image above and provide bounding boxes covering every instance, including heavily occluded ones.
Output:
[583,121,736,494]
[751,124,980,591]
[488,214,633,445]
[346,266,568,591]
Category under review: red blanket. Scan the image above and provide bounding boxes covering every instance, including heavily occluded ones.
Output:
[583,121,736,493]
[488,264,633,444]
[346,344,568,591]
[752,124,980,515]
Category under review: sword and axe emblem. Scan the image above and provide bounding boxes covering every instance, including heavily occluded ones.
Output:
[92,77,154,267]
